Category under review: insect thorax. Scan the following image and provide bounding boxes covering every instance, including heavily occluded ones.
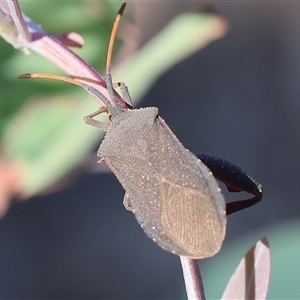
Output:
[97,107,159,158]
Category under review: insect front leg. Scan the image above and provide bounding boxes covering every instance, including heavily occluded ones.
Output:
[113,81,133,108]
[197,153,263,215]
[84,107,109,132]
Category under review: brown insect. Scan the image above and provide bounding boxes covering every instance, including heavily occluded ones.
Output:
[19,3,262,259]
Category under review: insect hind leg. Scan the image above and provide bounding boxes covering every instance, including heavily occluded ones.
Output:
[226,194,262,215]
[197,153,263,215]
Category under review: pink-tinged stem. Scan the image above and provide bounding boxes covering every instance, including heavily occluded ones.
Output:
[0,0,126,107]
[6,0,31,42]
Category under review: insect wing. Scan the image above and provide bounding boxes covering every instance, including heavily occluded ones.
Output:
[98,109,226,258]
[146,116,227,258]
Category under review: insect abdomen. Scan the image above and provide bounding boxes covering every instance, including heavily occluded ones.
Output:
[98,111,226,258]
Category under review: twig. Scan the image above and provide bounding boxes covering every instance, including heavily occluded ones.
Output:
[6,0,31,42]
[0,0,126,108]
[180,256,206,300]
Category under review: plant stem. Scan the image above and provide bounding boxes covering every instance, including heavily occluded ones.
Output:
[180,256,206,300]
[7,0,31,42]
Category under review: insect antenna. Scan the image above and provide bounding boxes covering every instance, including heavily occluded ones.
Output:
[18,72,110,106]
[104,2,126,108]
[18,73,90,89]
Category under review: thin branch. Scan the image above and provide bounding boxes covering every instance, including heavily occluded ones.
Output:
[0,0,126,108]
[6,0,31,42]
[180,256,206,300]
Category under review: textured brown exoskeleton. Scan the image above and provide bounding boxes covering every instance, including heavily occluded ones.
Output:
[19,3,262,259]
[84,3,226,259]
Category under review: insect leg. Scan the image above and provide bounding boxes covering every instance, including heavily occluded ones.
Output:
[225,194,262,215]
[113,82,133,108]
[86,85,123,118]
[197,153,263,215]
[84,106,109,132]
